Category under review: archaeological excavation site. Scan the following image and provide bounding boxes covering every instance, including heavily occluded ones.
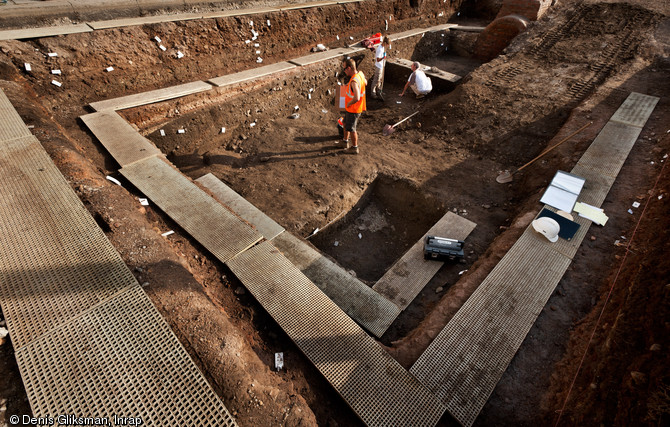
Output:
[0,0,668,425]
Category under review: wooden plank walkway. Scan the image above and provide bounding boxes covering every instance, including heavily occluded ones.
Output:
[0,89,236,425]
[208,62,297,88]
[271,231,401,338]
[88,13,202,30]
[289,47,357,66]
[0,24,92,41]
[277,1,339,11]
[196,173,285,241]
[409,92,659,427]
[227,241,446,427]
[89,81,212,111]
[373,212,476,310]
[80,111,162,167]
[120,156,263,263]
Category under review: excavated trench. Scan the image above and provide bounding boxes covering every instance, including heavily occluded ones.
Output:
[124,28,501,347]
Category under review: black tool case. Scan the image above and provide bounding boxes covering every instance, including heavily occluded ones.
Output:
[423,236,465,261]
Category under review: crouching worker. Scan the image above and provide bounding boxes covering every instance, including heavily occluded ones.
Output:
[400,61,432,99]
[341,58,367,155]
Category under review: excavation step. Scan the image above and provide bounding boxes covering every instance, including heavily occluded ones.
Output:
[80,110,162,166]
[410,92,659,427]
[226,240,446,427]
[271,231,401,338]
[208,62,297,87]
[89,81,212,111]
[373,211,476,311]
[196,173,285,241]
[120,156,263,263]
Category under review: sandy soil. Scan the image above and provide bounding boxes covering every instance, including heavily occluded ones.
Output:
[0,0,669,426]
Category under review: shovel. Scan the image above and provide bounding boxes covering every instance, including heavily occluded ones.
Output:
[383,111,419,136]
[496,122,592,183]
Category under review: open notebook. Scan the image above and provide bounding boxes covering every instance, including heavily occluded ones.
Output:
[540,170,586,212]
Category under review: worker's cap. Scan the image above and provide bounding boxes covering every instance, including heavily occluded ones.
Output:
[531,217,560,243]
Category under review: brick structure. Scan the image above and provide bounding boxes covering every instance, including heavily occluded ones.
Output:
[473,14,530,61]
[496,0,554,21]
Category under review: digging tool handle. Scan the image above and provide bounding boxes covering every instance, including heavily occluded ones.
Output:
[392,111,420,128]
[515,122,592,174]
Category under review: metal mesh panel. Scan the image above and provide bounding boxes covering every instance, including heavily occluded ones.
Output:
[0,136,136,348]
[16,285,237,426]
[197,173,284,240]
[609,92,660,127]
[121,156,262,263]
[0,90,33,142]
[227,241,445,427]
[576,121,643,178]
[80,111,162,167]
[410,233,572,427]
[271,231,400,338]
[373,212,476,310]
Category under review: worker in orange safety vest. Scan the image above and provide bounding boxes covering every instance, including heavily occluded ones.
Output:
[341,58,367,155]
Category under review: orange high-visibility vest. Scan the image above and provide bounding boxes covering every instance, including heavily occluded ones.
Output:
[345,72,366,114]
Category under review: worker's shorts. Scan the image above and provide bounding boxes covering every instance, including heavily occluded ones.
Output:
[344,111,361,132]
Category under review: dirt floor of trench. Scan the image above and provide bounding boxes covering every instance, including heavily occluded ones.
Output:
[1,0,669,426]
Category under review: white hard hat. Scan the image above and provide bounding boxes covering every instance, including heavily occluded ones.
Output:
[532,217,560,243]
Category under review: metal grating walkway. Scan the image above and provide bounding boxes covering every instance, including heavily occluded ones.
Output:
[0,135,137,348]
[80,111,162,167]
[197,173,285,241]
[271,231,400,338]
[410,92,659,427]
[227,241,446,427]
[373,212,476,310]
[0,90,33,142]
[121,156,263,263]
[17,285,236,426]
[0,89,236,425]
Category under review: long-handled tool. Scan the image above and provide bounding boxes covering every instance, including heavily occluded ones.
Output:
[383,111,419,136]
[496,121,592,184]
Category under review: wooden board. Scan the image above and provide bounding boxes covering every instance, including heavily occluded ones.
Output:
[0,24,92,41]
[89,81,212,111]
[208,62,296,87]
